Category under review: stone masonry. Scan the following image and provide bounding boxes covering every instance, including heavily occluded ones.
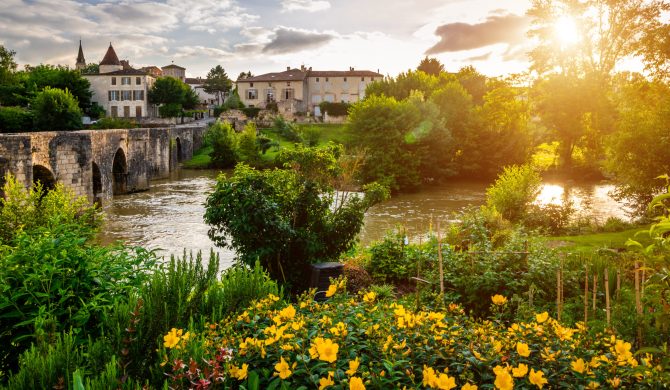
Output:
[0,126,206,205]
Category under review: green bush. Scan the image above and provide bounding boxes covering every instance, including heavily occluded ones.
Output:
[367,231,412,283]
[485,164,542,223]
[301,126,321,147]
[158,103,182,118]
[240,107,261,118]
[237,121,259,163]
[319,101,350,117]
[524,202,574,234]
[32,87,83,130]
[205,120,238,168]
[272,115,302,142]
[90,116,136,130]
[257,135,273,154]
[0,106,33,132]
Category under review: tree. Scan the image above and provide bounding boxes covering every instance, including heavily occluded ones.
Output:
[417,56,445,76]
[206,121,238,168]
[79,63,99,75]
[25,65,92,112]
[237,122,259,163]
[204,148,389,292]
[149,76,198,117]
[237,71,252,80]
[605,77,670,215]
[32,87,83,131]
[527,0,670,77]
[203,65,232,105]
[0,45,17,82]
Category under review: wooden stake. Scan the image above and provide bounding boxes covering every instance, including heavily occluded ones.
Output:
[641,261,646,298]
[584,266,589,323]
[437,221,444,295]
[635,261,642,345]
[592,274,597,312]
[605,267,610,326]
[616,269,621,300]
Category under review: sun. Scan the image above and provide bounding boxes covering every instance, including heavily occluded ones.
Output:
[554,15,580,47]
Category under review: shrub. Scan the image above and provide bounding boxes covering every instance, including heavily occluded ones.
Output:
[241,107,261,118]
[237,121,259,163]
[0,106,33,133]
[89,116,136,130]
[159,282,666,388]
[343,262,372,293]
[524,202,574,234]
[158,103,182,118]
[32,87,83,130]
[485,164,542,223]
[205,120,238,168]
[601,216,632,232]
[301,126,321,147]
[319,101,350,117]
[367,231,412,283]
[272,115,302,142]
[257,135,273,154]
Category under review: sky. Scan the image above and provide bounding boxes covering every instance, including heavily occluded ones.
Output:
[0,0,535,79]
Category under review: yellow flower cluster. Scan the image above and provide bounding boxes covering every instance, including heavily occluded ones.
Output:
[162,328,190,349]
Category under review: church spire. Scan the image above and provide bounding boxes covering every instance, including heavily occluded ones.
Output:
[75,40,86,70]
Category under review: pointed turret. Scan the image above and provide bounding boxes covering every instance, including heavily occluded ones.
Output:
[75,40,86,70]
[99,42,123,73]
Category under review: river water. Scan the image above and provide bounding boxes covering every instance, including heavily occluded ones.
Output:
[97,169,628,267]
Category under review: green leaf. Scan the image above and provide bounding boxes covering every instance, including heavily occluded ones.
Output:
[247,371,259,390]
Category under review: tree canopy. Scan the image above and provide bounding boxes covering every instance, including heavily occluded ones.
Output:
[203,65,232,105]
[417,56,445,76]
[149,76,198,117]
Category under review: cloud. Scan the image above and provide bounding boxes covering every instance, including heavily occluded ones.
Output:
[281,0,331,13]
[426,13,530,54]
[262,27,335,54]
[466,52,493,61]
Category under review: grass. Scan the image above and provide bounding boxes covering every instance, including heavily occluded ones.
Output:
[543,225,653,253]
[182,123,352,168]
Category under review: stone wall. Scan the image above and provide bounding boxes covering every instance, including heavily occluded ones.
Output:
[0,126,207,205]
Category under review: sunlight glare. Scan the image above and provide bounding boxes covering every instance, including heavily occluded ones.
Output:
[554,16,580,48]
[535,184,564,206]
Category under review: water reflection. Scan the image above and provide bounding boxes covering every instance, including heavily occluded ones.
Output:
[97,170,629,263]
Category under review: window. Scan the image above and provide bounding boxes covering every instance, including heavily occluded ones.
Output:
[324,93,334,102]
[133,90,144,101]
[343,77,347,82]
[250,82,254,87]
[316,77,319,82]
[121,90,132,101]
[136,77,141,85]
[121,77,131,85]
[361,77,364,81]
[283,88,294,100]
[265,88,275,102]
[108,90,120,101]
[136,106,142,117]
[325,77,329,82]
[111,106,118,117]
[111,77,116,85]
[311,94,322,104]
[287,82,291,86]
[370,77,374,81]
[247,89,258,100]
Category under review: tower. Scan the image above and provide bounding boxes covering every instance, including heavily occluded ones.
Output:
[75,40,86,71]
[99,42,122,74]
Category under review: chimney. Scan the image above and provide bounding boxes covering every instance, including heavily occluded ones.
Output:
[287,66,290,71]
[309,67,312,71]
[300,65,305,71]
[349,66,353,71]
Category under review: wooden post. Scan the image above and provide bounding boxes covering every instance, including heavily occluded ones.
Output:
[634,261,642,345]
[416,235,422,311]
[584,266,589,323]
[616,269,621,300]
[641,261,646,298]
[605,267,611,326]
[592,274,597,312]
[437,221,444,295]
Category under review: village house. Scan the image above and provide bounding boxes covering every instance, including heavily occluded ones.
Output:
[161,63,186,82]
[79,42,156,118]
[236,66,382,116]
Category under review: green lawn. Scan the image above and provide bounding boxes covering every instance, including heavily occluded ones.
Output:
[543,226,653,253]
[183,123,352,167]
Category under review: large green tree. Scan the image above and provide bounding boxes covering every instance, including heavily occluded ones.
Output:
[149,76,198,117]
[417,56,445,76]
[32,87,83,131]
[204,146,388,292]
[203,65,232,105]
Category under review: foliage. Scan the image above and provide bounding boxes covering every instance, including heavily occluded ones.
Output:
[204,150,389,292]
[0,106,33,133]
[272,115,302,142]
[31,87,83,130]
[0,174,102,245]
[240,107,261,118]
[88,102,105,119]
[203,65,232,105]
[485,164,542,223]
[417,56,445,76]
[149,76,197,116]
[301,126,321,147]
[25,65,92,112]
[367,231,416,283]
[160,281,667,389]
[319,101,350,117]
[205,120,238,168]
[605,78,670,216]
[158,103,182,118]
[524,202,575,235]
[89,116,136,130]
[237,122,260,163]
[224,89,245,110]
[79,63,99,75]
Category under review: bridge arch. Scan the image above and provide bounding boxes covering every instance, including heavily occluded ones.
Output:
[32,164,56,193]
[175,137,183,163]
[92,162,102,204]
[112,148,127,195]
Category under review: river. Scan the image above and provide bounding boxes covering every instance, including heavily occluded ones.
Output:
[97,169,629,268]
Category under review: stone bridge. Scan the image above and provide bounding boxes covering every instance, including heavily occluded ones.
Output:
[0,126,206,204]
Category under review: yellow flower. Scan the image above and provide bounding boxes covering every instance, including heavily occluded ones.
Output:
[363,291,376,303]
[516,342,530,357]
[512,363,528,377]
[535,312,549,323]
[586,381,600,389]
[274,356,292,379]
[316,338,339,363]
[350,377,366,390]
[462,384,478,390]
[607,377,621,388]
[436,373,456,390]
[279,305,296,320]
[491,294,508,305]
[528,368,548,389]
[163,328,181,349]
[325,284,337,297]
[230,363,248,380]
[319,372,335,389]
[346,357,360,376]
[493,366,513,390]
[571,358,586,374]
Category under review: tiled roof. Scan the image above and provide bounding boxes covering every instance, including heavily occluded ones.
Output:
[308,70,382,77]
[185,77,205,84]
[238,68,307,82]
[162,64,185,70]
[100,43,120,65]
[86,68,151,76]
